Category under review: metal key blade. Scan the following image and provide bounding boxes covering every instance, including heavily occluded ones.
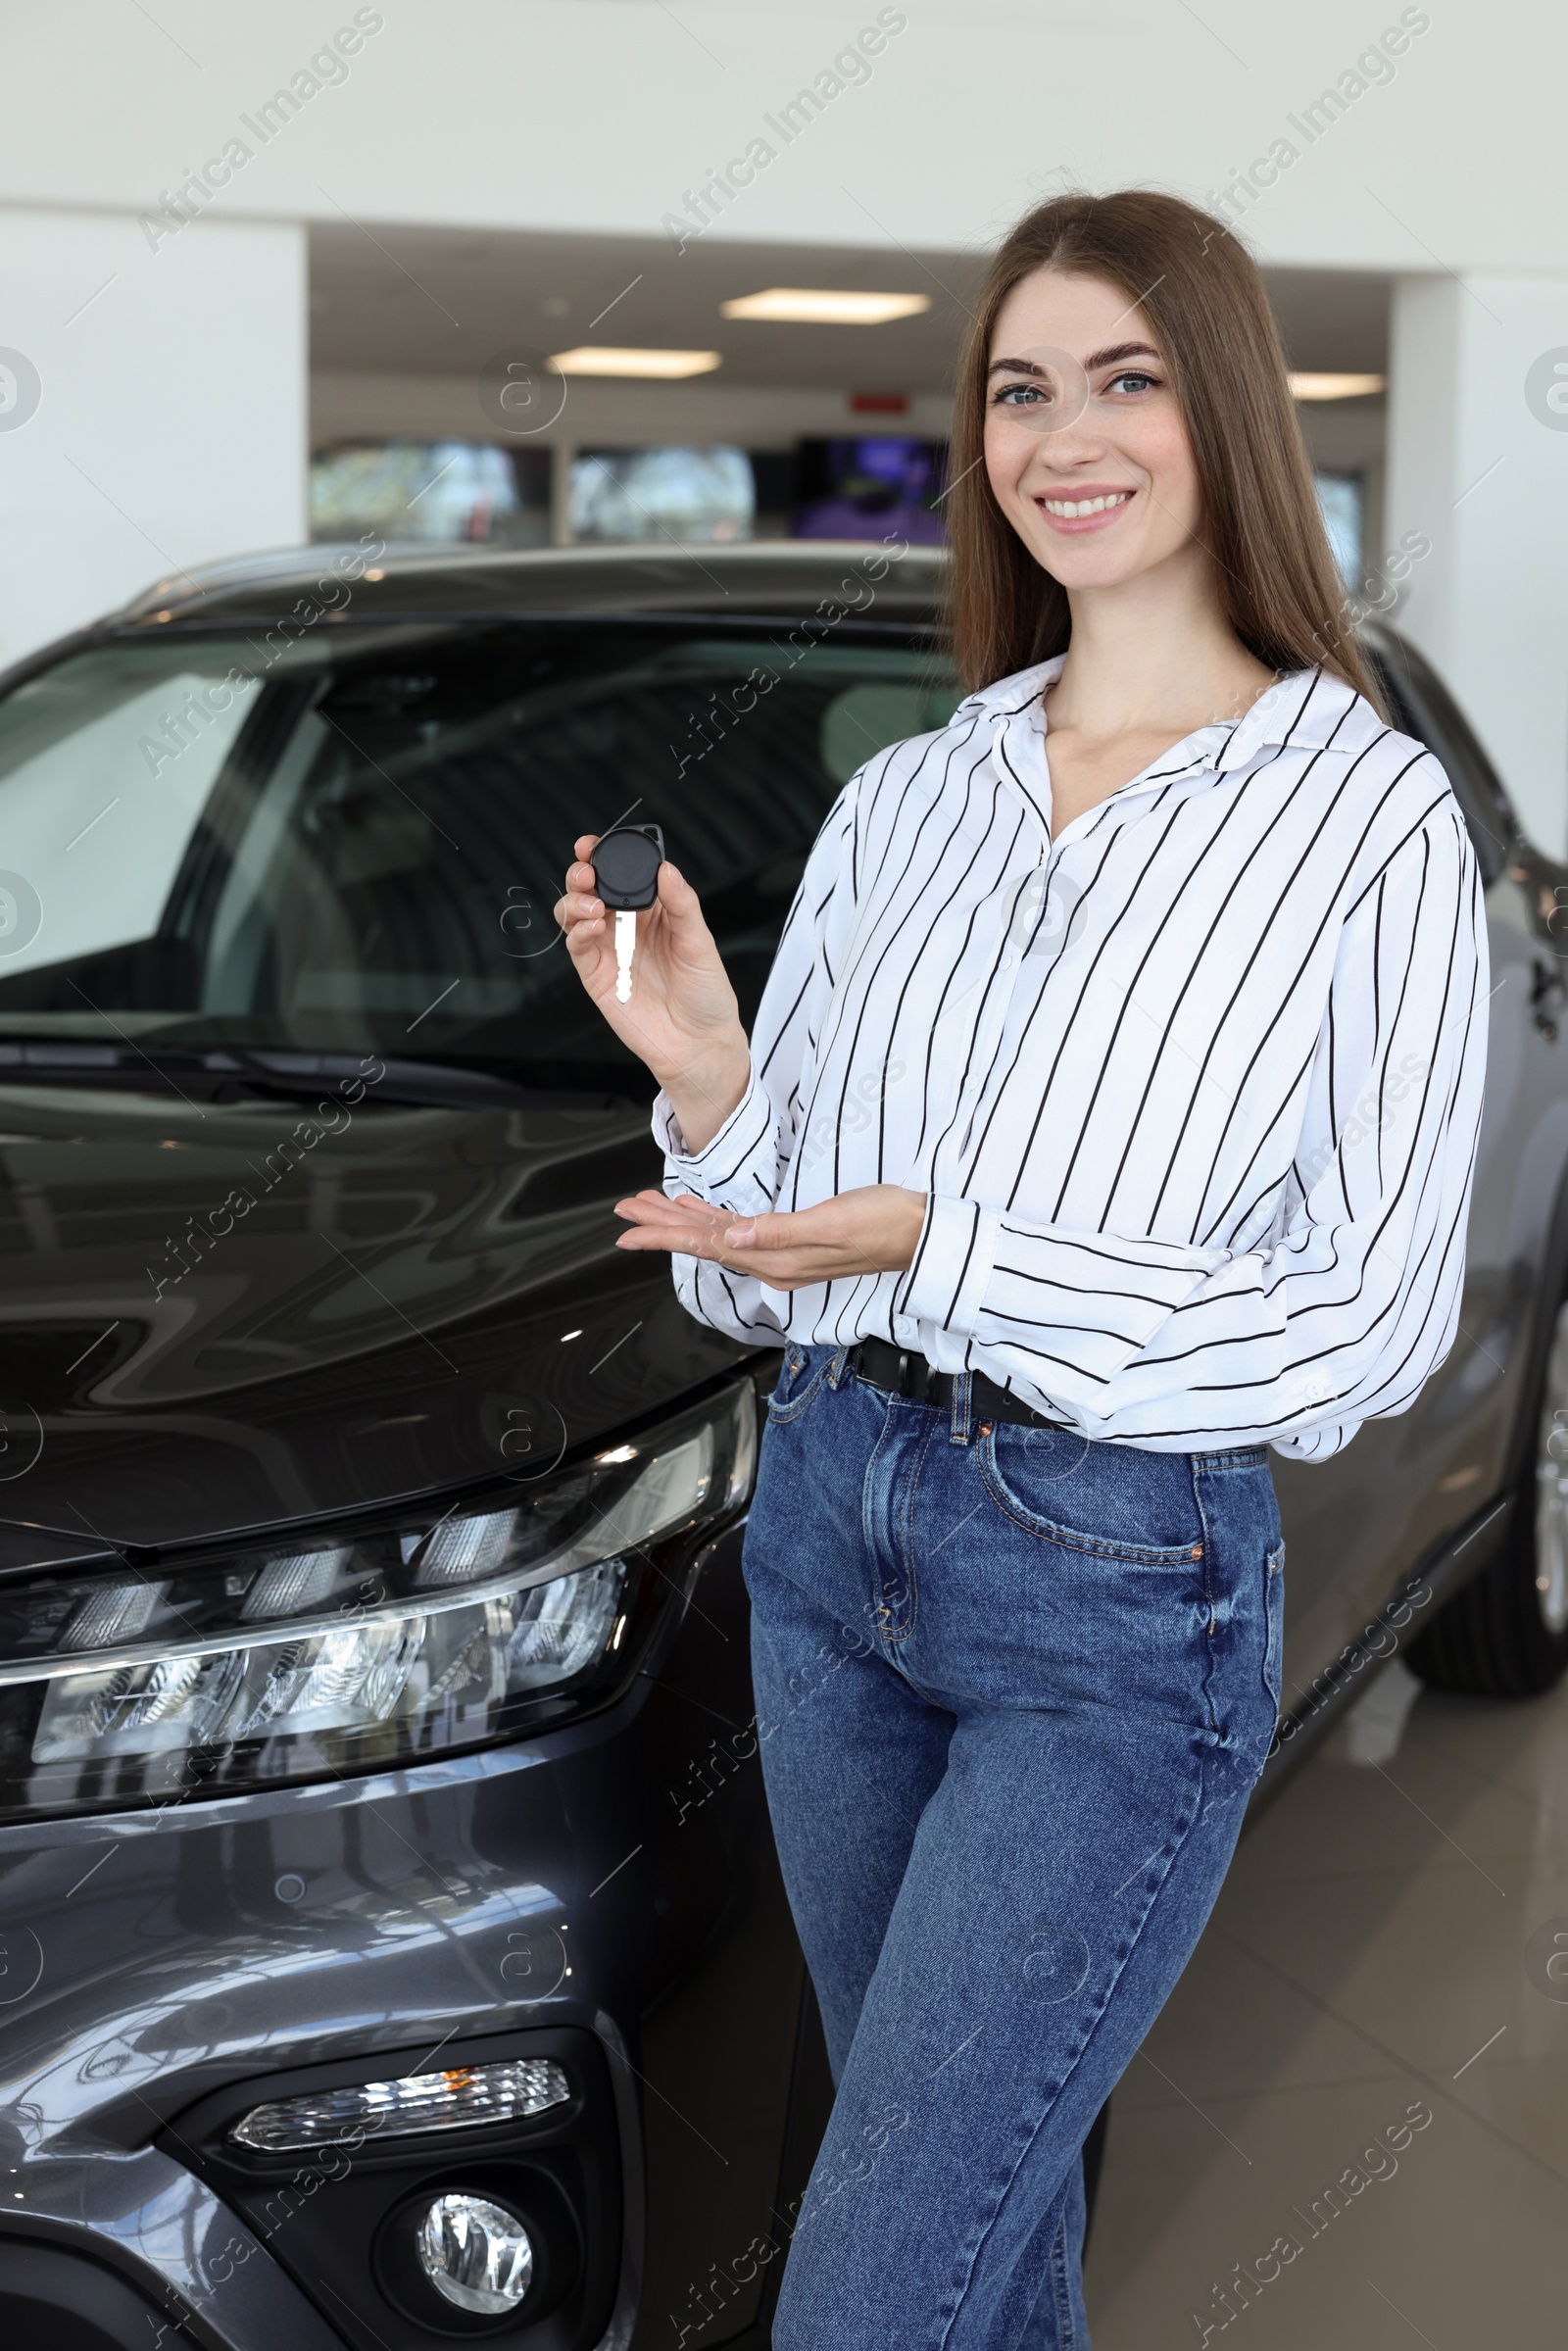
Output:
[614,907,635,1003]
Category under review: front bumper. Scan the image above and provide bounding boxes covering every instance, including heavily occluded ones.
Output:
[0,1523,807,2350]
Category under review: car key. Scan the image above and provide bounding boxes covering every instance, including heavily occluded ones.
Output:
[592,823,665,1004]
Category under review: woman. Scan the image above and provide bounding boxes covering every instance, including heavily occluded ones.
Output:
[557,191,1487,2348]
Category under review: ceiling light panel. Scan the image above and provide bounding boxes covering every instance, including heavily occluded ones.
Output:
[719,289,931,325]
[1288,372,1387,401]
[548,347,722,378]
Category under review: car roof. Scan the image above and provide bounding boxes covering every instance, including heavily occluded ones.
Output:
[115,539,950,627]
[6,545,1525,875]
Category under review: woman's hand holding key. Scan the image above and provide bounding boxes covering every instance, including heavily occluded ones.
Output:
[555,835,752,1153]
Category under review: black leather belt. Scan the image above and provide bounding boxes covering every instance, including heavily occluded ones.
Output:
[848,1337,1074,1432]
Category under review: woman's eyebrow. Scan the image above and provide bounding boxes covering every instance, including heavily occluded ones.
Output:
[987,341,1161,376]
[1082,340,1161,372]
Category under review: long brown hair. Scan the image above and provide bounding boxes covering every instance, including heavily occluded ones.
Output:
[948,189,1383,711]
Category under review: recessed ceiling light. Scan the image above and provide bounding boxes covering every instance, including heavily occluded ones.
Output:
[719,288,931,325]
[548,346,722,378]
[1288,371,1386,401]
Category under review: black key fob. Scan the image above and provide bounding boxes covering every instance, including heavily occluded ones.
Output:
[593,823,665,910]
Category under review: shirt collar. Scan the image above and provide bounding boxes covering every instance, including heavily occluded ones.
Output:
[956,659,1365,777]
[954,656,1065,730]
[1215,666,1362,769]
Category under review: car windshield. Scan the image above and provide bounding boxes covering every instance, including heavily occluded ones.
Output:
[0,615,958,1093]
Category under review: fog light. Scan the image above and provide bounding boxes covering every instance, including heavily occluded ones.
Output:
[417,2191,534,2315]
[229,2056,569,2151]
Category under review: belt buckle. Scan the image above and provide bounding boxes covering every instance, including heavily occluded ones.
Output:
[894,1348,915,1399]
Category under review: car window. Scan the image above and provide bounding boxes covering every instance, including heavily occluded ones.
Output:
[1367,639,1514,885]
[0,653,263,972]
[0,620,959,1092]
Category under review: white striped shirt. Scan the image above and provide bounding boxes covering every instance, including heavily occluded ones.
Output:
[654,657,1489,1459]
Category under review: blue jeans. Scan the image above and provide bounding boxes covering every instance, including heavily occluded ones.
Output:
[744,1344,1284,2350]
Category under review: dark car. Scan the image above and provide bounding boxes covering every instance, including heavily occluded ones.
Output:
[0,541,1562,2351]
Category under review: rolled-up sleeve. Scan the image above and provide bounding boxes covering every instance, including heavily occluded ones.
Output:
[899,808,1489,1456]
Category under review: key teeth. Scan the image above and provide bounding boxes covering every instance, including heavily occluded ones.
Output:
[612,907,635,1003]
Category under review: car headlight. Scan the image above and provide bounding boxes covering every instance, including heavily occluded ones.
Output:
[0,1379,756,1821]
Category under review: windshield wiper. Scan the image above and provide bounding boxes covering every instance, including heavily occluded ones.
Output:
[0,1042,636,1113]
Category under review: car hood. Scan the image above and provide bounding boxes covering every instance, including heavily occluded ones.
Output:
[0,1081,745,1562]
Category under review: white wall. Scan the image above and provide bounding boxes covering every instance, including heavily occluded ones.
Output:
[311,371,954,454]
[0,208,306,670]
[0,3,1561,274]
[1386,271,1568,854]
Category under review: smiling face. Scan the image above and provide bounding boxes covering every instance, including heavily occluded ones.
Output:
[984,267,1207,593]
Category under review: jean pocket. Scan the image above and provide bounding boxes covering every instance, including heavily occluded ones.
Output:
[1262,1542,1286,1708]
[766,1343,830,1426]
[977,1429,1208,1566]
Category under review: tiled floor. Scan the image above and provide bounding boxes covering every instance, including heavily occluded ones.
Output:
[1083,1661,1568,2348]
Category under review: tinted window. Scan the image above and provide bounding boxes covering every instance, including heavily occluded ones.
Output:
[0,621,958,1092]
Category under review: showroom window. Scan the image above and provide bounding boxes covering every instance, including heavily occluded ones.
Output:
[309,440,552,546]
[1314,467,1364,589]
[568,446,755,543]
